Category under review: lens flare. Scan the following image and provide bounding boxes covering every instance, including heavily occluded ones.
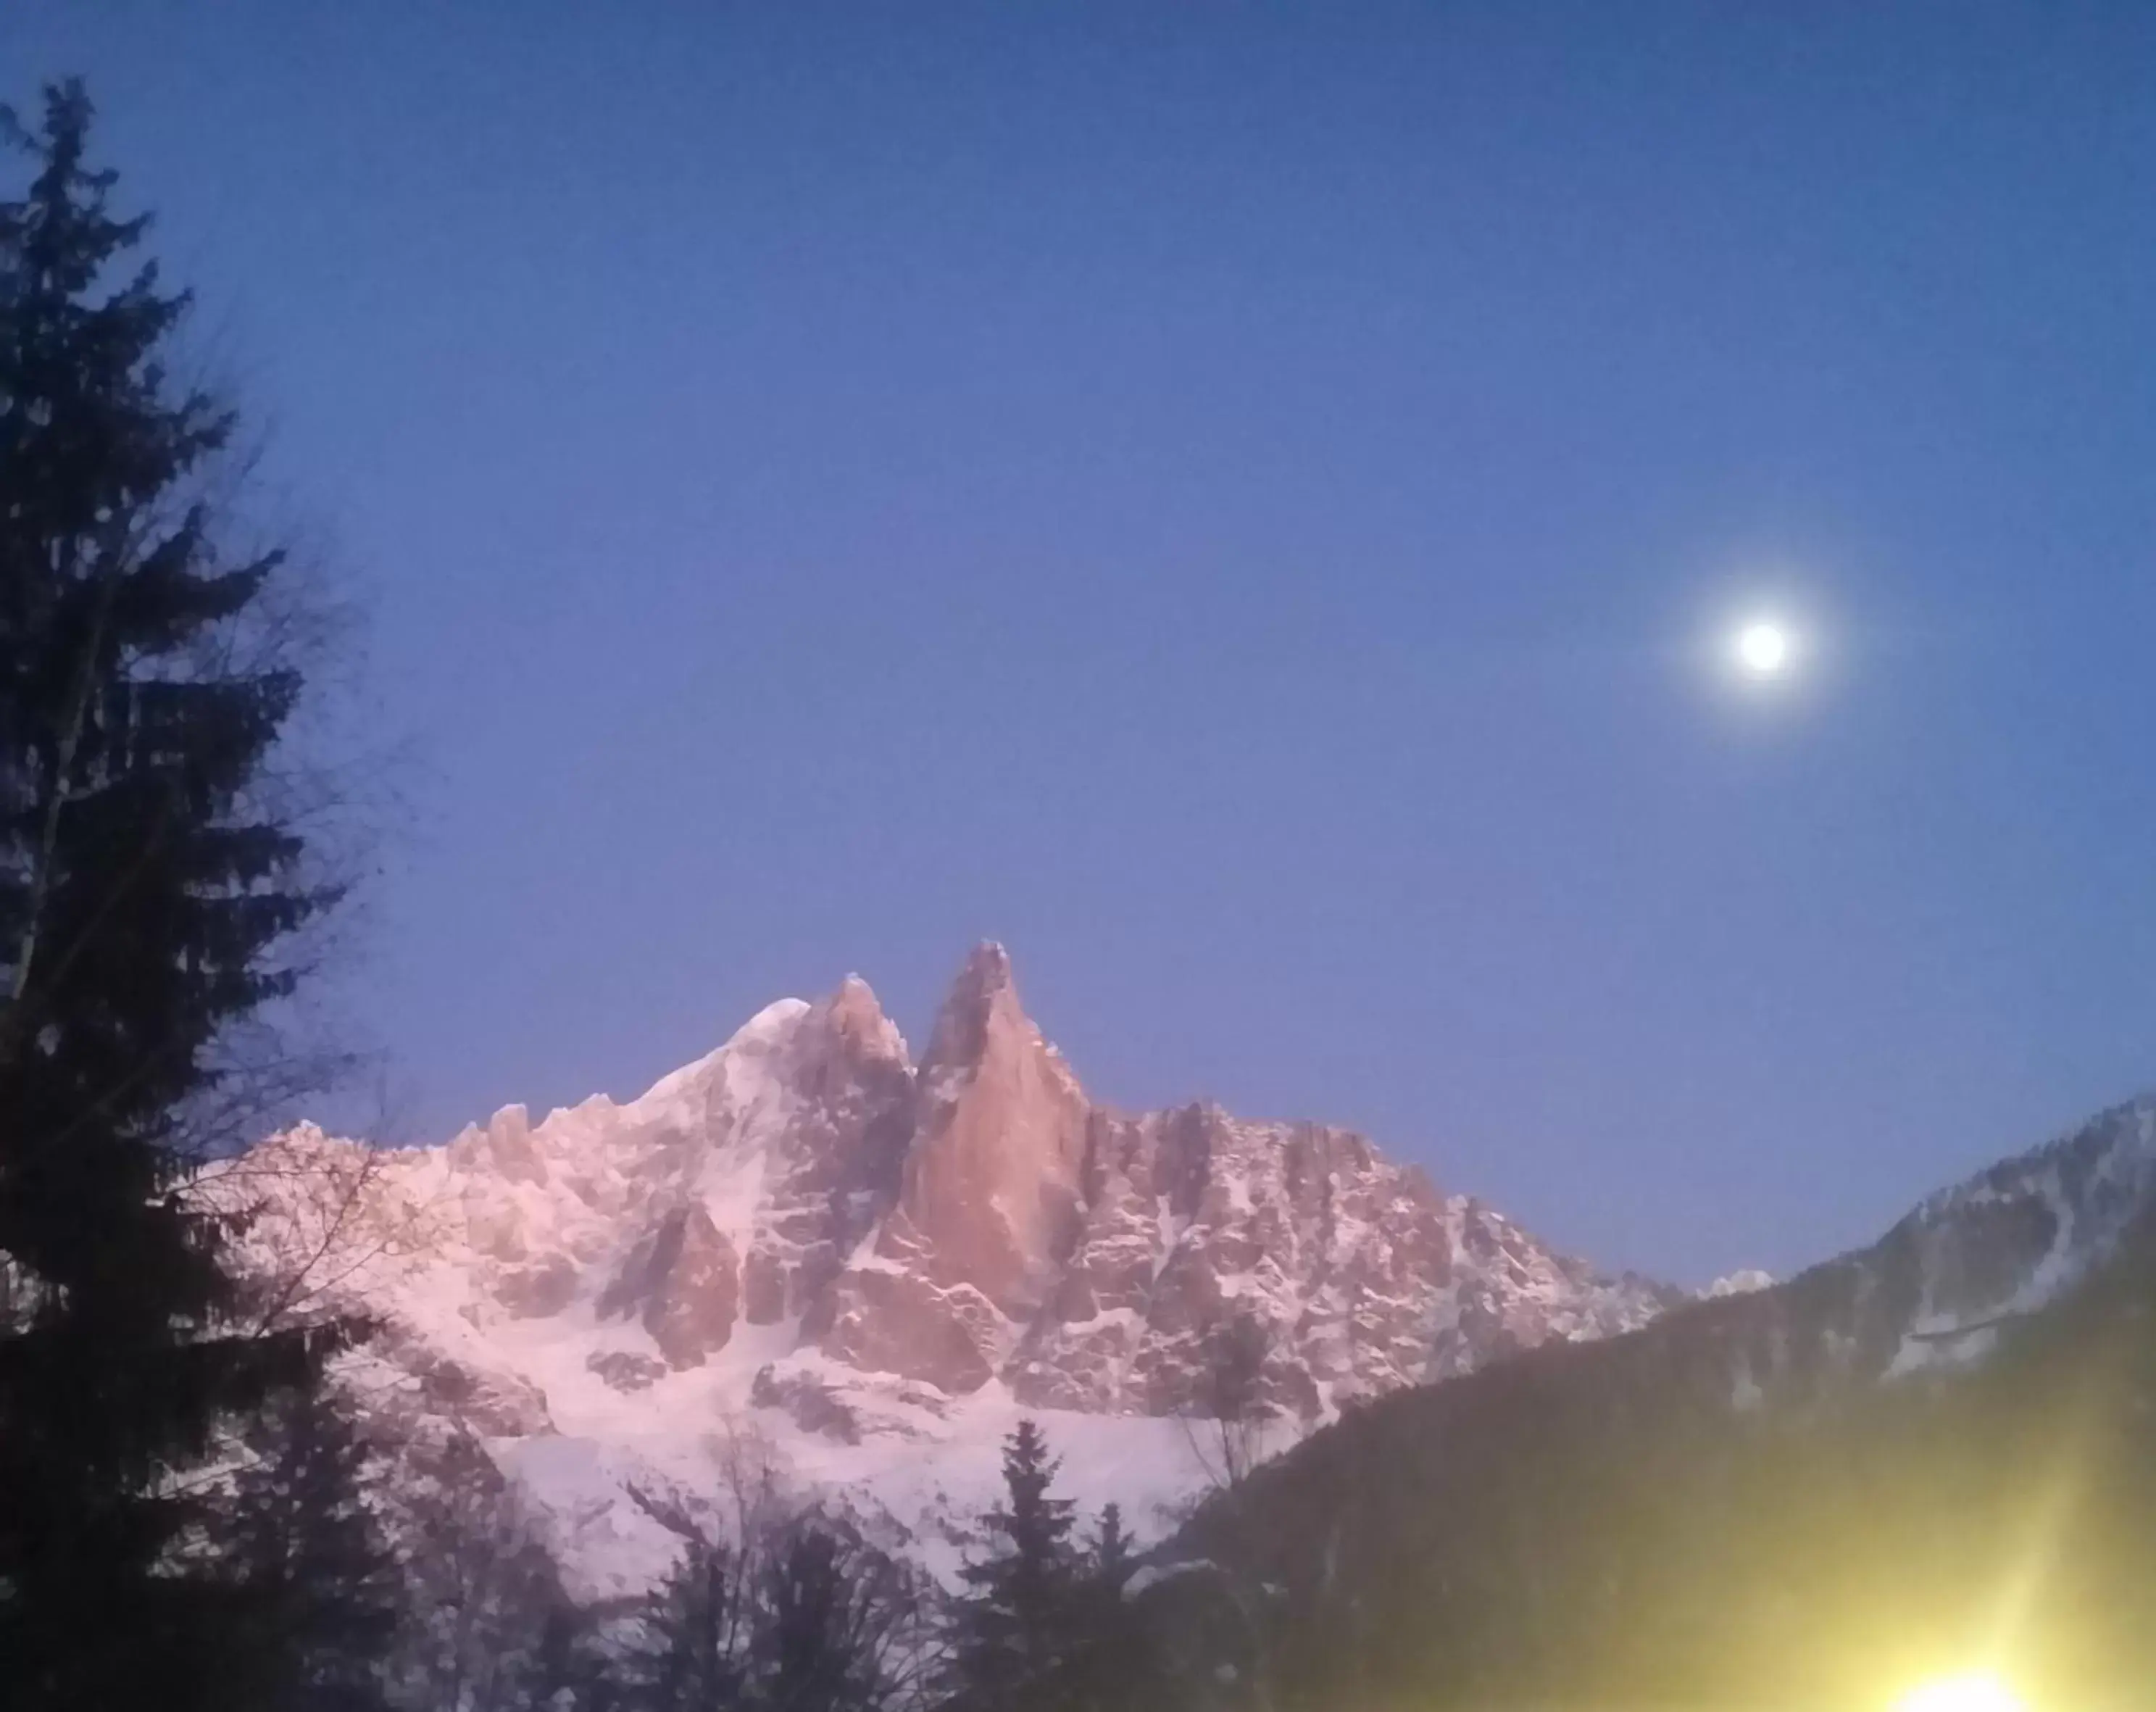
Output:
[1889,1671,2027,1712]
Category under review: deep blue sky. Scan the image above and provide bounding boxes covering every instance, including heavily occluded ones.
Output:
[11,3,2153,1283]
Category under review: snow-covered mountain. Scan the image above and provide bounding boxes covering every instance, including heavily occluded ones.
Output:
[225,944,1673,1596]
[1150,1094,2156,1710]
[1674,1091,2156,1407]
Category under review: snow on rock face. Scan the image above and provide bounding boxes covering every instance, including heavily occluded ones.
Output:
[817,948,1673,1413]
[228,944,1673,1594]
[1872,1095,2156,1370]
[1670,1096,2156,1410]
[1002,1105,1669,1419]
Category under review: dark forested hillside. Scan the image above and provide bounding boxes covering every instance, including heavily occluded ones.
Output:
[1152,1198,2156,1711]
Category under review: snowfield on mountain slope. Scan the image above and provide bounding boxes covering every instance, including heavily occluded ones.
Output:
[491,1389,1218,1601]
[217,954,2156,1597]
[217,946,1682,1591]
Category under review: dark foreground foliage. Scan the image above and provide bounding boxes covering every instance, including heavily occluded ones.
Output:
[1156,1203,2156,1712]
[0,78,360,1711]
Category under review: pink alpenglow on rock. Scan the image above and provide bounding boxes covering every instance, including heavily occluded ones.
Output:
[222,942,1680,1596]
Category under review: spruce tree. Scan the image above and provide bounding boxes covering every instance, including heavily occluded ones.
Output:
[941,1418,1082,1712]
[1066,1504,1159,1712]
[754,1513,922,1712]
[530,1592,625,1712]
[389,1429,582,1712]
[218,1386,400,1711]
[1086,1503,1133,1587]
[0,80,344,1708]
[631,1537,749,1711]
[759,1523,873,1712]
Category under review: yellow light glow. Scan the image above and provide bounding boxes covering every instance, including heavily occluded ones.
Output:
[1889,1671,2027,1712]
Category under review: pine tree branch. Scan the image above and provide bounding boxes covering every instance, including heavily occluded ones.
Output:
[0,512,137,1040]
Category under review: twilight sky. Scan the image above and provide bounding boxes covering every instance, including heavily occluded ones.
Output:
[10,2,2153,1283]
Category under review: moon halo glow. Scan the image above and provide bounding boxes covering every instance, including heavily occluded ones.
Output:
[1734,620,1793,678]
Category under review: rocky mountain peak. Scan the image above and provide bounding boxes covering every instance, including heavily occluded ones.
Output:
[816,973,908,1065]
[230,944,1683,1596]
[817,946,1094,1389]
[920,942,1030,1090]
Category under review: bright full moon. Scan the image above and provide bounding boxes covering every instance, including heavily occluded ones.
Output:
[1735,620,1792,677]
